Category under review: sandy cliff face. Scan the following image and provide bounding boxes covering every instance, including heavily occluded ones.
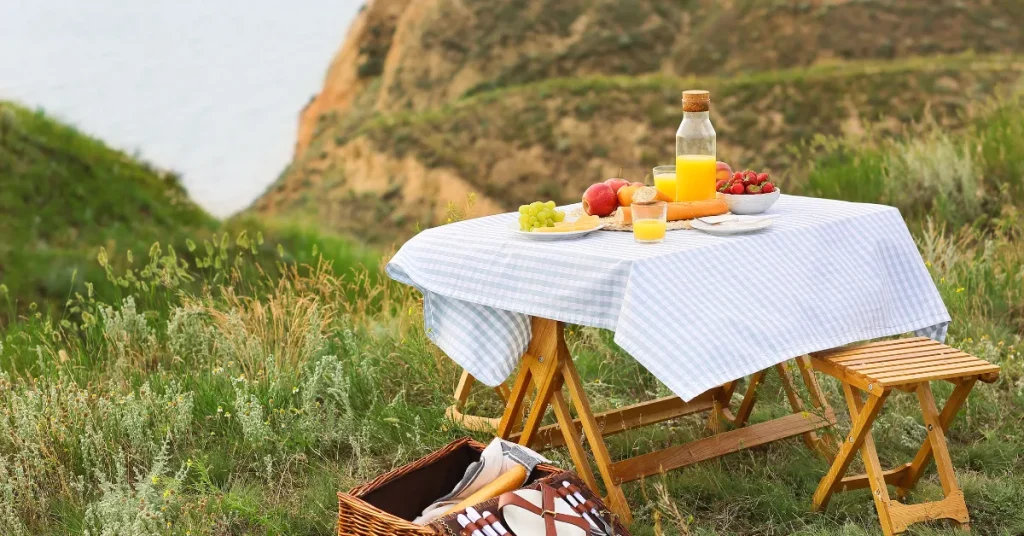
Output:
[294,0,412,157]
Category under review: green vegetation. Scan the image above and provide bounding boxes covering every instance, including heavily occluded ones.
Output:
[2,95,1024,534]
[0,102,375,316]
[792,95,1024,230]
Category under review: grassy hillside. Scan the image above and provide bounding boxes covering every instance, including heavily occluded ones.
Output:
[258,54,1024,244]
[2,96,1022,535]
[0,102,375,315]
[328,0,1024,116]
[0,102,214,310]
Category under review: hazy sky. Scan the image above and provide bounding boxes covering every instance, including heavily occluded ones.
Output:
[1,0,362,217]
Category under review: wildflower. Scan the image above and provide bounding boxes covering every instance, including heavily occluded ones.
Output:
[217,406,223,413]
[925,261,931,267]
[292,386,299,394]
[956,287,965,293]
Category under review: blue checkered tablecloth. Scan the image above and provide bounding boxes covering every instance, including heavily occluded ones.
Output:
[387,195,949,401]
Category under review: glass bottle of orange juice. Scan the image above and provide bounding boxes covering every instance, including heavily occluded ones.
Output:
[675,90,716,202]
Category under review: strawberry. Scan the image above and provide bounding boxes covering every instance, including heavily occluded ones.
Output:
[746,183,762,194]
[744,170,757,184]
[756,172,769,185]
[761,182,775,194]
[730,182,745,194]
[716,179,727,192]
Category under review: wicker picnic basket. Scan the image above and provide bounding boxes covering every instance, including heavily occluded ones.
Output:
[337,437,626,536]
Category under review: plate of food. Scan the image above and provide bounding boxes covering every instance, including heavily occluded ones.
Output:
[511,201,605,240]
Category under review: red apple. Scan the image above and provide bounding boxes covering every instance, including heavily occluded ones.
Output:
[604,178,630,194]
[629,181,644,188]
[716,161,733,183]
[582,183,618,216]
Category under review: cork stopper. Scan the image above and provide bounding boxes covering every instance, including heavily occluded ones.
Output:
[682,90,711,112]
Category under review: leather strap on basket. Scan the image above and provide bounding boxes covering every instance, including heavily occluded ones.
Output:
[564,483,600,512]
[499,484,590,536]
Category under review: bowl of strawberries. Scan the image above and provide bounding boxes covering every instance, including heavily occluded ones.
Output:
[716,170,780,215]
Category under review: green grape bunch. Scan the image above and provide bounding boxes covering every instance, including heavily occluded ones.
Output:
[518,200,565,231]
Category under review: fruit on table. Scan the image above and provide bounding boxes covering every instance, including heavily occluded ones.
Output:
[616,182,650,206]
[718,170,776,195]
[534,214,602,232]
[615,198,728,225]
[715,161,733,183]
[518,200,566,231]
[604,177,630,194]
[582,183,618,216]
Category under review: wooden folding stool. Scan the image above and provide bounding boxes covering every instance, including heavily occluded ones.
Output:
[809,337,1000,535]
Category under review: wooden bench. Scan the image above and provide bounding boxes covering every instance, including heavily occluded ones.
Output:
[809,337,1000,535]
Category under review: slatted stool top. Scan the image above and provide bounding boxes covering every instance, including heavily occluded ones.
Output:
[810,337,1000,390]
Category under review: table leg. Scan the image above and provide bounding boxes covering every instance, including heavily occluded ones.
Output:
[551,389,601,492]
[795,355,839,460]
[776,362,820,452]
[561,353,634,526]
[732,370,765,427]
[495,317,634,524]
[446,371,517,432]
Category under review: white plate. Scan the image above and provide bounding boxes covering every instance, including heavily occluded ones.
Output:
[691,216,773,235]
[509,221,606,240]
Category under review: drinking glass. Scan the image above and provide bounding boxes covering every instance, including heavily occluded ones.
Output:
[653,166,676,202]
[632,201,668,244]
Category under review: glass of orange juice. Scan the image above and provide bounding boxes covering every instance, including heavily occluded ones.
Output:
[653,166,676,202]
[632,201,667,244]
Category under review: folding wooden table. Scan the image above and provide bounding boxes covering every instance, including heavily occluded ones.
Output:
[448,316,839,525]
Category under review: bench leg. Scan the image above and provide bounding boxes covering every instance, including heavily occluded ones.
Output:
[896,378,976,499]
[844,384,900,536]
[812,385,889,511]
[891,382,970,531]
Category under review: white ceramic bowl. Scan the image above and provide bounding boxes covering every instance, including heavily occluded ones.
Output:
[720,188,781,215]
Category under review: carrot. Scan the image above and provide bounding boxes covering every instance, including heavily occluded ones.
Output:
[615,198,728,225]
